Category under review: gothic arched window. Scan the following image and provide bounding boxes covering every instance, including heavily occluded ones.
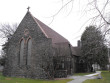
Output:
[20,39,24,65]
[27,38,32,65]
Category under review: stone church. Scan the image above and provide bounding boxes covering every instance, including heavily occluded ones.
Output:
[3,10,80,79]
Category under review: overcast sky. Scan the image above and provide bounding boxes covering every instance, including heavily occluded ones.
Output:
[0,0,95,52]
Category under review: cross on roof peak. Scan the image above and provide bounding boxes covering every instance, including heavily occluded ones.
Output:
[27,6,30,12]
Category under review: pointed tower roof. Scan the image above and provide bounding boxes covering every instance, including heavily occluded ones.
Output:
[28,11,69,44]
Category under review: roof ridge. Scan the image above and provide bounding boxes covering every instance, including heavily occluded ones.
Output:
[27,12,49,38]
[33,18,49,38]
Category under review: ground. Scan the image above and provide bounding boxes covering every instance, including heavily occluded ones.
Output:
[83,71,110,83]
[0,71,110,83]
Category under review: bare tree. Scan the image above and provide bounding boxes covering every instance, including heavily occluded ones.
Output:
[0,23,18,66]
[49,0,110,48]
[0,23,18,40]
[0,23,18,59]
[52,0,110,31]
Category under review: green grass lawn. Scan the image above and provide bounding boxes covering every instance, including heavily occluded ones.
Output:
[83,71,110,83]
[0,73,73,83]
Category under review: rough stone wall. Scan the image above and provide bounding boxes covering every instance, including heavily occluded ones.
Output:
[3,11,76,79]
[3,12,53,79]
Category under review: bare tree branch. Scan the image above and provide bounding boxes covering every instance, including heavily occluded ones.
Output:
[94,0,110,25]
[49,0,74,24]
[0,23,18,40]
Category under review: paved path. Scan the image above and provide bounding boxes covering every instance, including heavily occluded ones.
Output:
[67,71,101,83]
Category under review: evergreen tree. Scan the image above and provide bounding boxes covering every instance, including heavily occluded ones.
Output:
[81,26,108,71]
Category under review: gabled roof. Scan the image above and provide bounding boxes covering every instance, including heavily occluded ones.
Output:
[29,12,69,44]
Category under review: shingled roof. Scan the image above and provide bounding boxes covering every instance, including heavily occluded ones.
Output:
[29,12,69,44]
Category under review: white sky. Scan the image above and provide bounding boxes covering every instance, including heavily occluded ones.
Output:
[0,0,95,52]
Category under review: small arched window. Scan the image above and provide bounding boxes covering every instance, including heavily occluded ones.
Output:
[27,38,32,65]
[20,39,24,65]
